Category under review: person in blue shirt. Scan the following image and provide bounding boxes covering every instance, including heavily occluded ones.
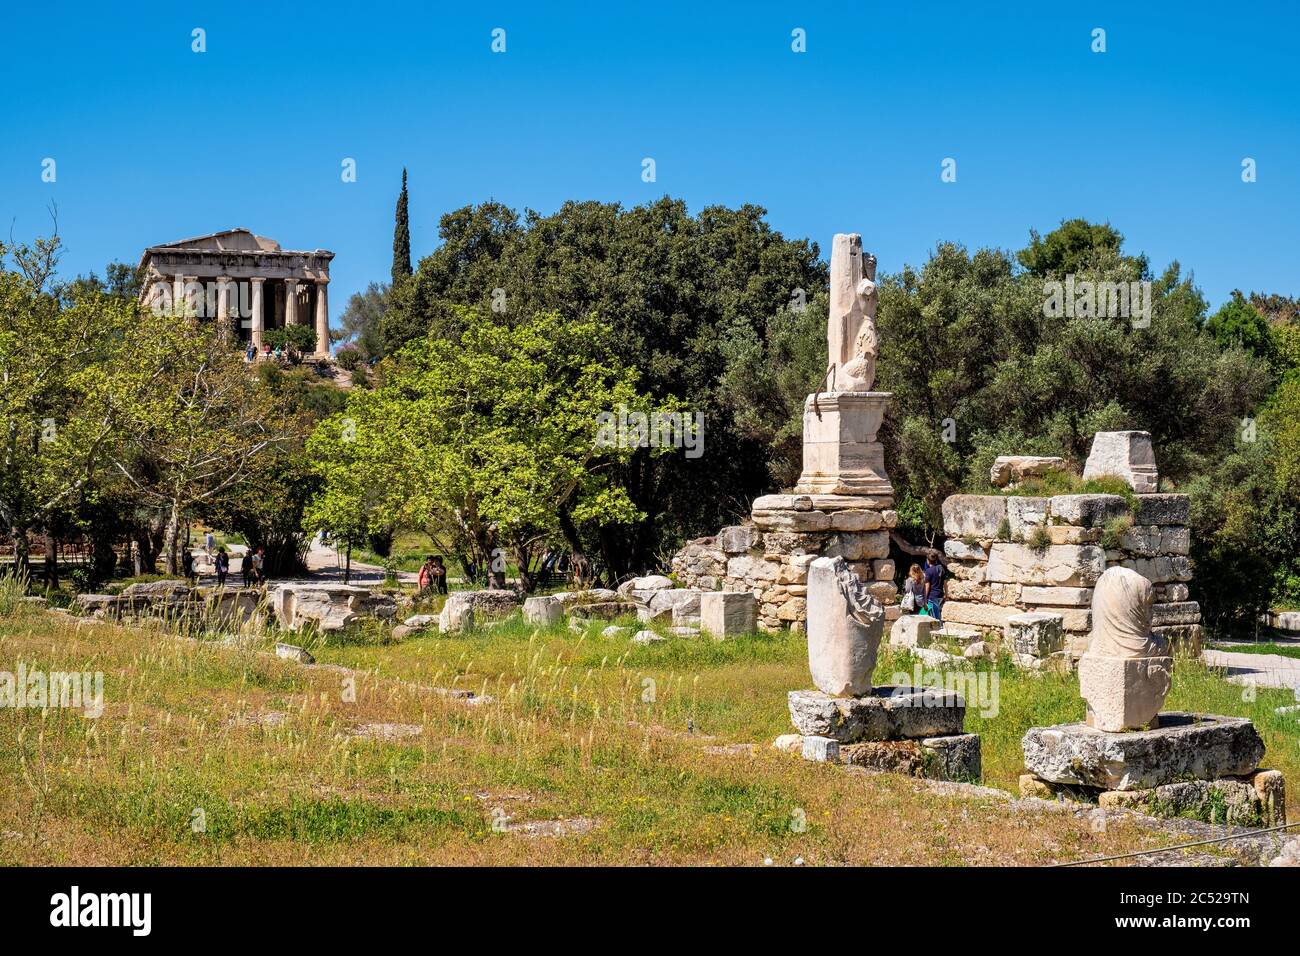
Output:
[923,550,945,622]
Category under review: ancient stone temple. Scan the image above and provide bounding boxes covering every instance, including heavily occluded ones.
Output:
[137,229,333,357]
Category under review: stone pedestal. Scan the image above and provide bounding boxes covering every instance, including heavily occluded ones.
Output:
[700,591,755,639]
[1083,430,1159,493]
[1022,714,1265,791]
[1078,653,1172,731]
[806,556,883,695]
[787,686,980,782]
[795,391,894,498]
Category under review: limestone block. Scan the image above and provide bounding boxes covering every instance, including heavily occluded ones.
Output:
[1021,714,1265,790]
[881,510,899,528]
[1007,496,1051,538]
[872,559,895,581]
[772,733,803,752]
[1021,586,1093,606]
[647,588,701,618]
[921,733,982,782]
[716,525,760,554]
[1121,555,1193,584]
[751,509,831,532]
[889,614,935,648]
[990,582,1021,605]
[776,597,807,621]
[1048,494,1129,528]
[631,629,664,645]
[1038,606,1090,632]
[1079,654,1173,731]
[1018,774,1057,799]
[1151,601,1200,626]
[788,686,965,742]
[793,391,894,498]
[989,455,1066,488]
[275,642,315,664]
[1005,612,1064,657]
[985,542,1104,587]
[865,581,896,603]
[823,530,890,561]
[439,601,474,634]
[946,561,985,582]
[806,557,884,695]
[697,588,756,640]
[1160,583,1190,603]
[1133,494,1190,526]
[1099,778,1271,827]
[523,595,563,626]
[1152,623,1202,655]
[726,555,781,583]
[941,601,1017,629]
[945,580,990,602]
[829,509,884,531]
[1159,527,1190,556]
[942,495,1007,538]
[1083,430,1159,493]
[761,531,822,556]
[802,735,841,763]
[1119,525,1162,557]
[752,494,813,512]
[943,538,987,560]
[1047,525,1101,545]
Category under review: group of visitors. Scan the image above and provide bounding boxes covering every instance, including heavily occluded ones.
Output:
[901,550,945,622]
[417,555,448,595]
[244,342,287,363]
[183,535,267,589]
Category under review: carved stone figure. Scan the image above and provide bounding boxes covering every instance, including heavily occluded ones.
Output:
[806,556,886,696]
[1078,566,1173,731]
[826,233,879,393]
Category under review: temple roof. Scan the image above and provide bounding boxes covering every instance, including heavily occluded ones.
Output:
[139,229,333,271]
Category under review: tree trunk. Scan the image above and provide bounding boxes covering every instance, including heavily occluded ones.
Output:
[42,532,58,589]
[163,499,181,575]
[11,527,30,583]
[343,541,352,585]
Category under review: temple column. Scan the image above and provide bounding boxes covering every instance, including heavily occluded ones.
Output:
[215,276,233,342]
[250,277,266,350]
[314,279,330,357]
[182,275,200,323]
[284,278,299,326]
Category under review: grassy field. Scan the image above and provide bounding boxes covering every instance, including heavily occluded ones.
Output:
[1,591,1295,866]
[1210,641,1300,660]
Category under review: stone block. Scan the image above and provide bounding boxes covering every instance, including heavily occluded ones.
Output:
[716,525,759,554]
[1250,769,1286,825]
[1048,494,1130,528]
[788,686,965,742]
[1151,601,1200,626]
[823,530,890,561]
[1046,525,1101,545]
[1083,430,1158,493]
[985,542,1104,587]
[1021,714,1265,790]
[1152,623,1202,655]
[1005,612,1064,657]
[945,581,990,602]
[750,509,831,532]
[1133,494,1190,526]
[275,642,315,664]
[921,733,982,782]
[872,559,895,581]
[1007,496,1051,538]
[942,495,1008,538]
[523,595,563,626]
[940,601,1017,630]
[943,538,987,560]
[1121,555,1193,584]
[1078,654,1173,731]
[793,391,894,498]
[1099,778,1271,827]
[752,494,813,512]
[726,555,782,582]
[990,455,1066,488]
[801,735,840,763]
[699,591,755,638]
[1021,585,1092,606]
[829,509,884,531]
[889,614,935,648]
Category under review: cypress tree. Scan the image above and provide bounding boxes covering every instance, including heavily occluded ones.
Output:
[391,168,412,284]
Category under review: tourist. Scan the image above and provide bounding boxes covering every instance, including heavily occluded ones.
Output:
[430,555,448,595]
[923,550,945,622]
[214,547,229,587]
[204,530,215,555]
[273,344,283,362]
[262,342,272,360]
[241,549,255,588]
[902,563,925,613]
[245,342,256,363]
[251,547,266,585]
[181,547,196,585]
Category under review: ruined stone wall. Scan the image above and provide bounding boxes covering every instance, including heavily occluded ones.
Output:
[939,492,1200,654]
[671,494,900,632]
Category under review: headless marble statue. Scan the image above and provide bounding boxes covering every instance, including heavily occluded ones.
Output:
[1079,566,1173,731]
[826,233,879,393]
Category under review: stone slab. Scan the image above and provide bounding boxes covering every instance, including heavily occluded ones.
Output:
[1021,714,1265,790]
[788,686,965,743]
[941,495,1007,538]
[700,590,756,639]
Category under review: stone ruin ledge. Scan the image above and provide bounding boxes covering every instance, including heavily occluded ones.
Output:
[1019,714,1284,827]
[671,493,900,632]
[938,492,1200,657]
[782,687,980,783]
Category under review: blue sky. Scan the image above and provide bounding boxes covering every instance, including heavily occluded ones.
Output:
[2,1,1296,330]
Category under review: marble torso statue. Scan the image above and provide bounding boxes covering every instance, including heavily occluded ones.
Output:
[827,233,879,392]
